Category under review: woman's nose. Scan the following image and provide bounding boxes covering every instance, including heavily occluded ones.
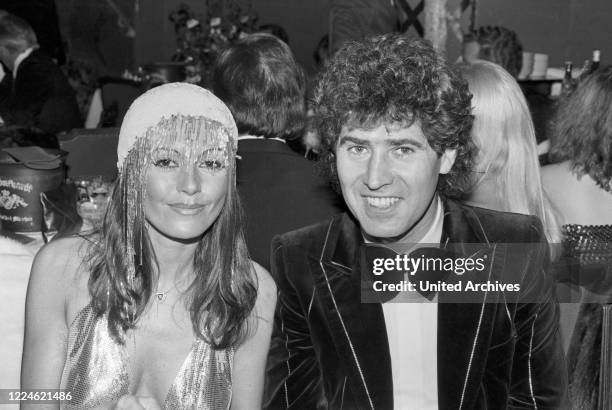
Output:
[177,164,201,195]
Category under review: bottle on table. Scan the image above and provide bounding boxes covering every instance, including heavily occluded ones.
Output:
[578,59,592,81]
[562,61,575,96]
[591,49,601,72]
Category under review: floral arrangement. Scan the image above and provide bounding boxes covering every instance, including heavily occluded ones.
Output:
[168,0,258,85]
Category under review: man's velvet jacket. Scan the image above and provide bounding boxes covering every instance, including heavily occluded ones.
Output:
[264,200,568,409]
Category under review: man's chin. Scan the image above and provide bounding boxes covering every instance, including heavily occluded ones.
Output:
[361,225,410,244]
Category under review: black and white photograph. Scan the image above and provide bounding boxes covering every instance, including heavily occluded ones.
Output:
[0,0,611,409]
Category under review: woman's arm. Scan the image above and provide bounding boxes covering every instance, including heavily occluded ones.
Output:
[231,262,277,410]
[21,238,82,410]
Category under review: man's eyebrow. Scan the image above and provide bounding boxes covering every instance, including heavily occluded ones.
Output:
[386,138,426,149]
[338,135,370,146]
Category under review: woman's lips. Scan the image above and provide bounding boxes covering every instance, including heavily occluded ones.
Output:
[168,203,206,215]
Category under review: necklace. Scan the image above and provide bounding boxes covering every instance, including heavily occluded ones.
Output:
[154,289,170,303]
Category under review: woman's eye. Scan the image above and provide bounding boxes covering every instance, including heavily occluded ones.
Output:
[200,159,226,170]
[153,158,178,168]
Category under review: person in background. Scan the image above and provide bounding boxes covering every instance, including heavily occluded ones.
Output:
[212,33,344,271]
[312,34,329,70]
[0,235,34,393]
[21,83,276,409]
[265,33,567,409]
[329,0,397,54]
[0,11,81,135]
[541,65,612,410]
[257,23,289,45]
[459,61,561,246]
[462,25,554,150]
[462,25,523,78]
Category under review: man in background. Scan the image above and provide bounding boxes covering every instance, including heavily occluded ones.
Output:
[462,25,523,78]
[212,33,344,271]
[0,11,81,136]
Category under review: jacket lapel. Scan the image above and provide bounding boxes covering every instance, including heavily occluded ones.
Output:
[315,201,509,409]
[437,200,505,409]
[314,214,393,410]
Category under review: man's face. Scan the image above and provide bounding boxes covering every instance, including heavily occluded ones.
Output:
[335,122,456,242]
[462,41,481,64]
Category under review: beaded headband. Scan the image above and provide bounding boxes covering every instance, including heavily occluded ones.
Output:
[117,82,238,171]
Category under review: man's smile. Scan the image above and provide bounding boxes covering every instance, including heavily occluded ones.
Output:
[363,196,401,209]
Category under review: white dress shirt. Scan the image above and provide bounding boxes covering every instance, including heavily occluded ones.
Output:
[381,197,443,409]
[13,47,36,79]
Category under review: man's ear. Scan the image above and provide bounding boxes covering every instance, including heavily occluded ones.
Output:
[439,149,457,175]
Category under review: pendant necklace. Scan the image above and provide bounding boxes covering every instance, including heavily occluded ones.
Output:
[154,289,170,303]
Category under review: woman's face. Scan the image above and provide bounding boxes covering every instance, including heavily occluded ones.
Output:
[143,142,229,242]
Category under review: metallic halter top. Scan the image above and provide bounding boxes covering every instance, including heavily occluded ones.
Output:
[59,304,233,409]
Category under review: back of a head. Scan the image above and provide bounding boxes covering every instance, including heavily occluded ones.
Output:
[0,11,37,54]
[212,33,306,140]
[552,65,612,191]
[460,61,536,177]
[257,24,289,45]
[463,26,522,78]
[460,61,555,234]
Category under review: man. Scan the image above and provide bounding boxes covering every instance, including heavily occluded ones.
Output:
[329,0,397,54]
[0,12,81,135]
[265,34,567,409]
[462,26,523,78]
[212,33,344,271]
[461,25,553,154]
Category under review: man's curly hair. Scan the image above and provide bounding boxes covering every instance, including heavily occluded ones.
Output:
[313,34,475,198]
[551,65,612,191]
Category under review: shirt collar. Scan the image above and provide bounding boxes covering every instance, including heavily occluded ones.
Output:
[237,135,286,143]
[13,47,36,78]
[363,195,444,247]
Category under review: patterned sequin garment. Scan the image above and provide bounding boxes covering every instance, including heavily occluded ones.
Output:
[563,224,612,410]
[59,304,233,409]
[562,224,612,268]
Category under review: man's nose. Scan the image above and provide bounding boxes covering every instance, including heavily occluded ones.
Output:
[364,153,393,190]
[177,164,202,195]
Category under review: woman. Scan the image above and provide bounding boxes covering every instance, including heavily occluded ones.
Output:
[541,66,612,409]
[21,83,276,409]
[459,61,560,245]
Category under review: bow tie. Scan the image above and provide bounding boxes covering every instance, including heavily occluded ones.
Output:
[361,244,458,303]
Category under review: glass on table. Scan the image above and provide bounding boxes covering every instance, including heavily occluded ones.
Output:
[74,176,113,230]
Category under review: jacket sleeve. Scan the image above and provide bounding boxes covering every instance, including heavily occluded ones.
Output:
[264,237,327,409]
[507,217,569,409]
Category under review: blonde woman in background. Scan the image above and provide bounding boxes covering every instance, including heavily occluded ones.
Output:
[458,61,561,247]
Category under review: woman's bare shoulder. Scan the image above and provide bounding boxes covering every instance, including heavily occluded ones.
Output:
[541,161,571,183]
[251,261,277,305]
[30,236,94,301]
[33,236,92,274]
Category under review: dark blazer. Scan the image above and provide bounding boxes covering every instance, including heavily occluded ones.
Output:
[0,49,82,134]
[265,200,568,409]
[236,138,344,271]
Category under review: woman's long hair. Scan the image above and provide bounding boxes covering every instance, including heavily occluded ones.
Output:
[460,61,561,246]
[551,65,612,191]
[86,134,257,349]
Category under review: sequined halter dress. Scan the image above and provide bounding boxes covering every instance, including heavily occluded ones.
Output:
[562,224,612,410]
[59,304,233,409]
